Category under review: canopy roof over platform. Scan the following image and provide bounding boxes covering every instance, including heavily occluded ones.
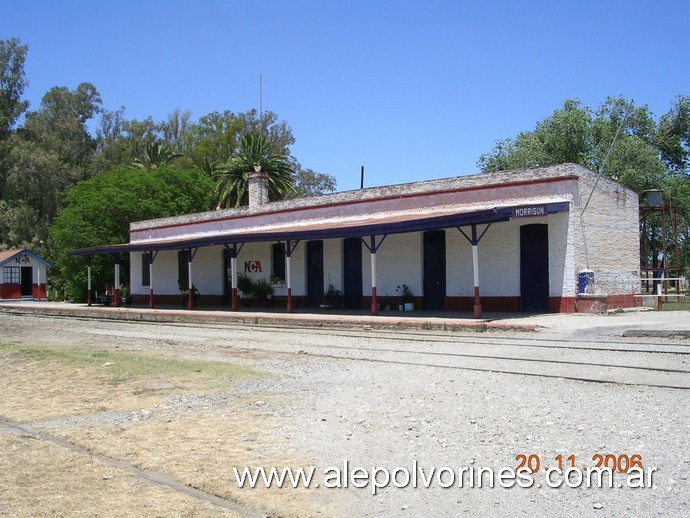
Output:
[69,198,569,256]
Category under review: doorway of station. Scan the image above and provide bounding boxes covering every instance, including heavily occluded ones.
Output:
[20,267,33,297]
[520,224,549,312]
[423,230,446,310]
[342,238,362,309]
[306,240,324,308]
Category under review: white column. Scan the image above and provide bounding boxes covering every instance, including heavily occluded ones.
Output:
[370,247,378,315]
[231,256,238,291]
[187,255,194,309]
[286,254,293,313]
[87,265,92,302]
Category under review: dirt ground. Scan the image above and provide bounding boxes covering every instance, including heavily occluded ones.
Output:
[0,317,334,517]
[1,311,690,517]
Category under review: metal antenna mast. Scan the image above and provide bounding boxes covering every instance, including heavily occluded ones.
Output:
[581,100,634,215]
[259,68,263,119]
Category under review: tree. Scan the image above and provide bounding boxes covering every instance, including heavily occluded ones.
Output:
[48,166,214,300]
[93,110,162,174]
[182,109,296,172]
[212,132,296,208]
[131,141,183,171]
[0,38,29,203]
[655,95,690,176]
[0,38,29,141]
[291,168,337,197]
[3,82,102,243]
[477,96,690,274]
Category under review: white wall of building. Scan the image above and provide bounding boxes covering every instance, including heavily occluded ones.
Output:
[131,214,574,302]
[361,233,423,299]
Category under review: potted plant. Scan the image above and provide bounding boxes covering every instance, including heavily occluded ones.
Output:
[237,274,255,306]
[253,277,274,306]
[270,273,287,296]
[379,295,394,311]
[323,283,344,309]
[397,284,415,311]
[178,283,199,308]
[120,285,133,305]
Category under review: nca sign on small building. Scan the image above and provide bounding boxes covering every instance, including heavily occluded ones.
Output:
[0,248,51,300]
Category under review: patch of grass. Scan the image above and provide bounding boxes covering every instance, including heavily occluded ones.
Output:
[0,342,260,385]
[662,300,690,311]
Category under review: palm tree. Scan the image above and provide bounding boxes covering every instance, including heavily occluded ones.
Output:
[212,133,296,208]
[131,142,183,171]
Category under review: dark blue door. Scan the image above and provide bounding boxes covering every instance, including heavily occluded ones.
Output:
[343,238,362,309]
[520,224,549,312]
[306,240,324,308]
[423,230,446,310]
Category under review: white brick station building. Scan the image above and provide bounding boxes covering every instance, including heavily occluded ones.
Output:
[70,163,641,316]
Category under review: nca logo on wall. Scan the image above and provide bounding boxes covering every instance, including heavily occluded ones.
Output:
[244,261,262,273]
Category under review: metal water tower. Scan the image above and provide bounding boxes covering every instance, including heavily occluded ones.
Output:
[639,189,680,293]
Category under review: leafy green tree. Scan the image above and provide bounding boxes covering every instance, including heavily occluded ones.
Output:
[0,38,30,237]
[0,38,29,144]
[182,109,296,172]
[131,141,183,171]
[48,166,214,300]
[655,95,690,176]
[3,82,102,243]
[477,96,690,274]
[93,110,162,174]
[212,132,296,208]
[291,168,337,197]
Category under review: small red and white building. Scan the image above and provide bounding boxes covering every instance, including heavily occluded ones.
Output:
[0,248,51,300]
[70,164,642,315]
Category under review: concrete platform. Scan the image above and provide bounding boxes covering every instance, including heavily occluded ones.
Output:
[0,300,539,332]
[2,300,689,336]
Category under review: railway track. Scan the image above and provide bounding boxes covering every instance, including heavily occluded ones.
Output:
[4,311,690,390]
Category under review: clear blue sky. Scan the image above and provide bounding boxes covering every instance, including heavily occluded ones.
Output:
[4,0,689,191]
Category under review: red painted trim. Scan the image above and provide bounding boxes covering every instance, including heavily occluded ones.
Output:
[287,287,293,313]
[133,176,579,234]
[552,295,642,314]
[445,297,521,312]
[114,288,121,307]
[231,287,238,312]
[32,284,47,300]
[0,284,21,299]
[371,287,378,316]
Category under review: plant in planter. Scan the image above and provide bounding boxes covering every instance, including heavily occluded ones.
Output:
[379,295,394,311]
[253,277,275,306]
[270,273,287,296]
[119,285,133,305]
[237,274,255,305]
[178,283,199,308]
[323,283,344,309]
[396,284,415,311]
